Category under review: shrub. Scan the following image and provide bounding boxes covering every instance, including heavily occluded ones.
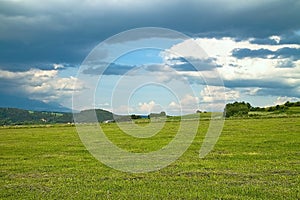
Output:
[224,101,251,117]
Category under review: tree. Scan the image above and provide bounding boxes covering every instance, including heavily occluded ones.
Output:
[284,101,292,107]
[224,101,251,117]
[130,114,141,120]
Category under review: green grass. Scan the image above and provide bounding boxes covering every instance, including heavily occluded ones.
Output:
[249,106,300,118]
[0,117,299,199]
[286,106,300,114]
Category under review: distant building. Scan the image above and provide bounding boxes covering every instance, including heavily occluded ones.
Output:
[103,119,115,123]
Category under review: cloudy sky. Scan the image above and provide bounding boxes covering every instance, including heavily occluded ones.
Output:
[1,0,300,114]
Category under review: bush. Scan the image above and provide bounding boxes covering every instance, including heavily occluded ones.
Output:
[224,101,251,118]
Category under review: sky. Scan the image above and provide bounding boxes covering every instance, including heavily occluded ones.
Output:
[0,0,300,115]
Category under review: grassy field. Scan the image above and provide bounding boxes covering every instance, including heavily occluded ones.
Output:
[249,106,300,118]
[0,117,299,199]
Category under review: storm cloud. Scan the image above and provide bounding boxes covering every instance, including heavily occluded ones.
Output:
[232,47,300,61]
[1,0,300,70]
[1,0,300,111]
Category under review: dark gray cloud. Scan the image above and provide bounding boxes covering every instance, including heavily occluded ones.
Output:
[250,32,300,45]
[256,88,300,98]
[276,47,300,60]
[279,33,300,45]
[67,56,222,76]
[1,0,300,70]
[231,48,273,59]
[224,79,292,89]
[82,62,136,76]
[276,59,296,68]
[167,57,221,71]
[224,79,300,98]
[232,47,300,61]
[249,38,281,45]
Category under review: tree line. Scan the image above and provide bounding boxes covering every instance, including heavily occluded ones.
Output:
[224,101,300,117]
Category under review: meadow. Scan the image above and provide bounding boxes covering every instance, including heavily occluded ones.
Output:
[0,117,299,199]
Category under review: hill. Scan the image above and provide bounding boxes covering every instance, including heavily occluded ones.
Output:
[1,101,299,125]
[0,108,73,125]
[0,108,117,125]
[73,109,114,123]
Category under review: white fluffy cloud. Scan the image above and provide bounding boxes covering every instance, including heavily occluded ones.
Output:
[161,37,300,104]
[181,94,198,104]
[138,100,163,113]
[53,63,64,70]
[168,94,200,114]
[207,38,300,89]
[274,96,300,105]
[113,94,200,115]
[0,68,83,104]
[200,86,240,103]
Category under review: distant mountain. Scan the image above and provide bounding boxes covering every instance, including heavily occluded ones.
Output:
[0,107,73,125]
[0,94,72,112]
[0,107,117,125]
